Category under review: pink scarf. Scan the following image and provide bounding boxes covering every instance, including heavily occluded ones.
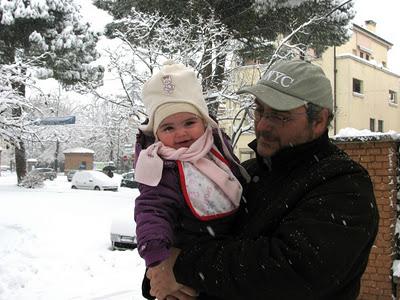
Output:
[135,127,242,205]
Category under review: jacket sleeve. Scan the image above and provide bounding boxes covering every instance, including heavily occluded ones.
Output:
[173,170,379,299]
[134,166,183,267]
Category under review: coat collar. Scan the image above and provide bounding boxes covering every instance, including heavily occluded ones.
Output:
[248,131,331,171]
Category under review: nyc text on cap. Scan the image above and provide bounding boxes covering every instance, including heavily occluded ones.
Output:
[238,59,333,111]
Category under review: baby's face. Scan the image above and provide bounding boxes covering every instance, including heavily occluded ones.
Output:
[156,112,206,149]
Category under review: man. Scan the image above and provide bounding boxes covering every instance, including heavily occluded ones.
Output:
[148,59,379,300]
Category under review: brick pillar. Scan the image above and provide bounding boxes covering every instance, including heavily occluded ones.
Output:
[334,137,399,299]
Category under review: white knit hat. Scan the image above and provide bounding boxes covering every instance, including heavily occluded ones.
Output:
[139,60,218,134]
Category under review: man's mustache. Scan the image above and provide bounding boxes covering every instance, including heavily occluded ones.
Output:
[257,131,277,141]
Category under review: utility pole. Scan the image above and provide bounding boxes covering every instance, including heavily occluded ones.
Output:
[116,126,121,172]
[54,137,60,172]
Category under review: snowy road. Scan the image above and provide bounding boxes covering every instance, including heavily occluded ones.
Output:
[0,173,145,300]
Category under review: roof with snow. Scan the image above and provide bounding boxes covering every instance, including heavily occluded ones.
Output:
[63,147,95,154]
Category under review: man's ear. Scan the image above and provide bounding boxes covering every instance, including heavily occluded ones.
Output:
[312,108,329,137]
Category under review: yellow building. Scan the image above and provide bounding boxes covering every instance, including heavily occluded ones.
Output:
[315,20,400,135]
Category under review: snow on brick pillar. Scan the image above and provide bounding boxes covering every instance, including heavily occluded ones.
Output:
[333,136,399,300]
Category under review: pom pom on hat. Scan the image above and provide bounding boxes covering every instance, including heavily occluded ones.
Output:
[139,61,217,134]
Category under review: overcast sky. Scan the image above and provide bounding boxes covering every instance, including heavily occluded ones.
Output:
[353,0,400,74]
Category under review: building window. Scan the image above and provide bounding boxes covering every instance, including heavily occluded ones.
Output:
[358,45,373,60]
[369,118,375,132]
[359,51,370,61]
[378,120,384,132]
[389,90,398,105]
[353,78,363,94]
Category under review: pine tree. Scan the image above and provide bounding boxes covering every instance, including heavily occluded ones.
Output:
[94,0,354,62]
[0,0,104,183]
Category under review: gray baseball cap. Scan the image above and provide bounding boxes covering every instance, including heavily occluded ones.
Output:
[237,59,333,111]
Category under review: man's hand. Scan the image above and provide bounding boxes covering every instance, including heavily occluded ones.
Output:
[147,248,197,299]
[147,258,180,299]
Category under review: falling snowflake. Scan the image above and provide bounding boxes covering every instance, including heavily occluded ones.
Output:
[198,272,205,280]
[206,226,215,237]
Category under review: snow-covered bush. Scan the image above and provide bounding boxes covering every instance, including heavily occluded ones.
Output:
[19,172,44,189]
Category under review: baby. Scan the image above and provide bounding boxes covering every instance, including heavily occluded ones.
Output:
[134,61,246,299]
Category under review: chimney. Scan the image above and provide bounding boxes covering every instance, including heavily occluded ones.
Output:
[365,20,376,33]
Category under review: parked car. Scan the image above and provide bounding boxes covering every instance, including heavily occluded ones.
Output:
[71,170,118,191]
[120,171,138,188]
[66,170,77,182]
[29,168,57,181]
[0,165,10,171]
[110,217,137,250]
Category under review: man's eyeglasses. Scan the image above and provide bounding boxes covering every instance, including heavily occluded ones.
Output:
[249,105,307,127]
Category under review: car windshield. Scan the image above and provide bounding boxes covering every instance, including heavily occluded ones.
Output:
[124,173,133,180]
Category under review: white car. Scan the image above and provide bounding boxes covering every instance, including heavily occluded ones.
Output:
[71,170,118,191]
[110,217,137,250]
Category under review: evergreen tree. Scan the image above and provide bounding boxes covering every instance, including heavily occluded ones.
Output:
[94,0,354,62]
[0,0,104,183]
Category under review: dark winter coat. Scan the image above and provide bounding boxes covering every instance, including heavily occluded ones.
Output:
[173,131,379,300]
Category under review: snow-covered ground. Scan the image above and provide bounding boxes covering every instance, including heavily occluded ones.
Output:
[0,173,145,300]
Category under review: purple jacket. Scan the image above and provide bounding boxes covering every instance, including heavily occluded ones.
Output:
[134,129,242,267]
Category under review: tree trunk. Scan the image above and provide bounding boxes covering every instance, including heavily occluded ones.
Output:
[208,52,227,117]
[214,53,226,90]
[200,40,213,90]
[109,140,114,162]
[12,74,27,183]
[15,140,27,184]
